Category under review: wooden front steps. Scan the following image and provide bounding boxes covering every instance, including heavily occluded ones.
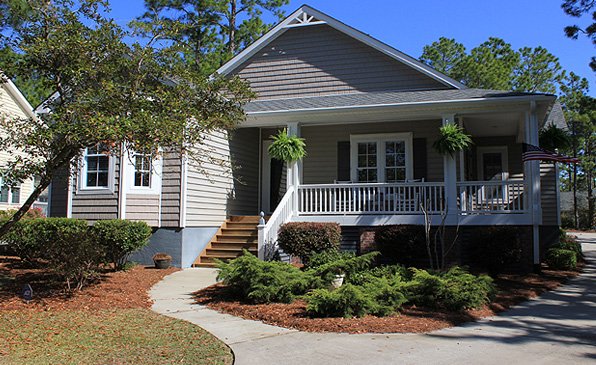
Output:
[192,216,261,268]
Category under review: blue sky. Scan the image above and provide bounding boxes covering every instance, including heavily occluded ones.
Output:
[109,0,595,94]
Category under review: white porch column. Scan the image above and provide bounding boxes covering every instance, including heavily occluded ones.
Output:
[442,115,458,223]
[286,122,301,214]
[524,101,542,271]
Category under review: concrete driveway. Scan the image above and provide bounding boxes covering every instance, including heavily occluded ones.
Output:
[151,233,596,365]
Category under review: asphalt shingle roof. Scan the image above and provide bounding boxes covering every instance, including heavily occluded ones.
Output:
[244,88,552,113]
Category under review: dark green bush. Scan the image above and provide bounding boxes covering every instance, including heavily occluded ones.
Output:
[92,219,152,270]
[359,276,408,316]
[405,267,494,311]
[306,284,374,318]
[546,248,577,270]
[469,227,525,274]
[217,251,321,304]
[33,218,103,290]
[1,209,48,262]
[310,251,379,283]
[277,222,341,263]
[553,231,583,261]
[374,225,428,266]
[349,264,410,286]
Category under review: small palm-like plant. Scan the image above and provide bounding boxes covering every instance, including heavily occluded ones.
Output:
[433,124,473,156]
[268,129,307,162]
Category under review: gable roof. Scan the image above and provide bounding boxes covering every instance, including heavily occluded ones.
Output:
[216,5,465,90]
[0,71,36,119]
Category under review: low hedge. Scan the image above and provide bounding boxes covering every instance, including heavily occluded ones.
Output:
[546,248,577,270]
[216,251,322,304]
[277,222,341,263]
[92,219,152,270]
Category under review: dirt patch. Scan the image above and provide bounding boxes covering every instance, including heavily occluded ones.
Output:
[0,256,179,311]
[194,266,580,334]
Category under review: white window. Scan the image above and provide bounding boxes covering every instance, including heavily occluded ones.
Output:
[80,144,114,191]
[0,179,21,204]
[350,133,413,183]
[134,154,152,188]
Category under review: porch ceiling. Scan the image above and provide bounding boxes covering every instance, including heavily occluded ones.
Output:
[462,112,521,137]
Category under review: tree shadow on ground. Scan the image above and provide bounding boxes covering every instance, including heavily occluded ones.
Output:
[427,238,596,358]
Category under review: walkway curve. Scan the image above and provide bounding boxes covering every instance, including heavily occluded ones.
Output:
[150,233,596,365]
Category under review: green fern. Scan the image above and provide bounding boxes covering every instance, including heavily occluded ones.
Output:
[432,124,473,156]
[268,129,307,162]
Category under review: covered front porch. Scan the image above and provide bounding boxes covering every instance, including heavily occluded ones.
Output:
[239,90,556,264]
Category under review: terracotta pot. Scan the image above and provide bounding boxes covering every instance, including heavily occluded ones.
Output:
[154,259,171,269]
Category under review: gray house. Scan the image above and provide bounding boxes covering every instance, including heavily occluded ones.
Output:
[48,5,564,270]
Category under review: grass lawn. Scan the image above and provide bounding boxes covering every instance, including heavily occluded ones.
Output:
[0,308,232,365]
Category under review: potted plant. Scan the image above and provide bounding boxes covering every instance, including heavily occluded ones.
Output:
[433,124,472,156]
[268,129,307,162]
[153,253,172,269]
[328,270,345,290]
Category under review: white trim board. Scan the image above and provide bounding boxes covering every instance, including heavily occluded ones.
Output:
[215,5,465,89]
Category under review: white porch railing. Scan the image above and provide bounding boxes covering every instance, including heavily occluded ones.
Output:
[257,186,296,259]
[457,180,525,214]
[297,182,445,215]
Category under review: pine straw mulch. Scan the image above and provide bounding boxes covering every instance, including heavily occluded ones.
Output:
[0,256,179,312]
[194,265,582,334]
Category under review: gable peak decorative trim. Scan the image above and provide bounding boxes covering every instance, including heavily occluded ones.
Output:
[285,10,326,28]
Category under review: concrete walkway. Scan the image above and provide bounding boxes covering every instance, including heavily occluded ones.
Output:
[151,233,596,365]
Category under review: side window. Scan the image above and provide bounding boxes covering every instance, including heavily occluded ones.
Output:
[134,154,151,188]
[0,180,21,204]
[84,145,110,188]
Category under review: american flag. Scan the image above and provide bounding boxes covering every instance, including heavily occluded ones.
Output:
[522,143,579,164]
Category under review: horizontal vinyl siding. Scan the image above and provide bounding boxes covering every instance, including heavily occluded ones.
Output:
[71,157,120,223]
[301,120,444,184]
[0,83,34,210]
[126,194,160,227]
[186,129,260,226]
[160,150,182,227]
[232,24,448,99]
[540,163,559,226]
[186,130,231,227]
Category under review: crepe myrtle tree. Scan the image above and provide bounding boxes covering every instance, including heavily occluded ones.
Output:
[0,0,252,237]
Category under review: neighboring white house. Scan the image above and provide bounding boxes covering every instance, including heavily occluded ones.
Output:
[0,73,48,215]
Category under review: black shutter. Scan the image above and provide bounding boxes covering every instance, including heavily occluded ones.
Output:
[337,141,351,181]
[413,138,427,181]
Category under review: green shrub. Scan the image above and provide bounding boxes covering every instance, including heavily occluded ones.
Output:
[405,267,495,311]
[306,284,373,318]
[311,251,379,284]
[92,219,152,270]
[374,225,428,266]
[553,232,583,261]
[34,218,103,290]
[277,222,341,263]
[349,264,410,286]
[1,209,47,262]
[305,275,408,318]
[217,251,321,304]
[469,227,524,274]
[440,267,495,311]
[546,248,577,270]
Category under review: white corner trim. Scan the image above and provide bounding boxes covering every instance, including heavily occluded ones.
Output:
[118,146,127,219]
[179,153,188,228]
[215,5,465,89]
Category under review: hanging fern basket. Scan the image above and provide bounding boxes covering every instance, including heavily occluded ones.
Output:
[433,124,473,156]
[268,129,307,162]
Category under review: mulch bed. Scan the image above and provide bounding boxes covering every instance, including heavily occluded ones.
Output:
[0,256,179,311]
[194,266,581,334]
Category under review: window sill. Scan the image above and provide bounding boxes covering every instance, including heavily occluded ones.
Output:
[76,187,115,195]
